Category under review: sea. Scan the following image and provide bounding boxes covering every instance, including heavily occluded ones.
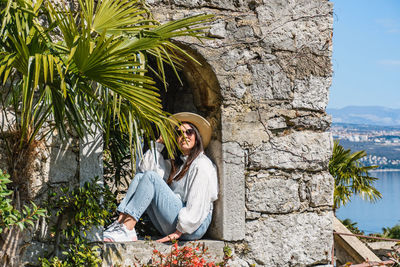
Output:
[336,170,400,234]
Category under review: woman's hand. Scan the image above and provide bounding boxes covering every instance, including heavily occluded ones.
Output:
[156,230,182,243]
[156,135,164,144]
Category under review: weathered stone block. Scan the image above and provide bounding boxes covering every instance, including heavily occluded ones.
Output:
[226,254,251,267]
[249,63,292,100]
[209,141,246,241]
[226,66,253,99]
[245,212,333,266]
[80,129,103,185]
[288,112,331,131]
[209,19,227,38]
[230,80,248,99]
[49,146,78,183]
[246,210,261,220]
[266,116,287,130]
[168,0,249,10]
[0,111,16,132]
[292,76,332,111]
[246,174,300,213]
[232,25,254,39]
[248,131,332,171]
[256,0,333,53]
[221,107,271,146]
[306,171,334,207]
[220,49,258,72]
[275,48,332,81]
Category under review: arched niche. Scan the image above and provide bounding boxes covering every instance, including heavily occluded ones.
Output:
[152,43,245,241]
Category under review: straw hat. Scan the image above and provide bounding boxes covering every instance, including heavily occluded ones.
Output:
[170,112,212,148]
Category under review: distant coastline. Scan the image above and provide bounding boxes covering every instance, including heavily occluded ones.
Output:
[371,169,400,172]
[327,106,400,127]
[331,123,400,169]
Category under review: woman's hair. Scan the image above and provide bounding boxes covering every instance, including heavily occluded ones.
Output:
[166,122,203,185]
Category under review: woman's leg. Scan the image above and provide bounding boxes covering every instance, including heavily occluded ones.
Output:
[180,212,212,241]
[121,171,183,232]
[145,193,183,236]
[104,174,146,242]
[117,172,145,214]
[130,171,212,238]
[104,171,179,242]
[113,172,145,226]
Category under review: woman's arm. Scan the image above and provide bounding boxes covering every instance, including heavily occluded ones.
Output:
[156,230,182,243]
[137,139,171,181]
[177,156,218,234]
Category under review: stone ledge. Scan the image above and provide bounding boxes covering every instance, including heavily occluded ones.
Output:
[101,240,226,267]
[367,241,397,260]
[333,217,381,264]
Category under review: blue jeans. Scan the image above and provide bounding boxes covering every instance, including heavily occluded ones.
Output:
[117,171,212,240]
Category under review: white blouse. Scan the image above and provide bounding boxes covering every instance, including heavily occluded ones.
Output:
[137,142,218,234]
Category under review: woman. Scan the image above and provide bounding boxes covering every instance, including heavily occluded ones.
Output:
[103,112,218,242]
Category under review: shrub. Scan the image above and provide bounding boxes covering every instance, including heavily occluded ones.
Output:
[39,177,116,266]
[0,169,45,233]
[383,224,400,239]
[340,218,364,235]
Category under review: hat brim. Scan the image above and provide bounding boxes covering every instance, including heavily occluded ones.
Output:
[170,112,212,148]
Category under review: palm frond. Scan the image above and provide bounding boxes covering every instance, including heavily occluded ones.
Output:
[1,0,212,163]
[330,141,381,210]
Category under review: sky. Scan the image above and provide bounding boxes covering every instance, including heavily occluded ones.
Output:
[328,0,400,109]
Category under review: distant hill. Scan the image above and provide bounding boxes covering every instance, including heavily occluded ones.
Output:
[327,106,400,126]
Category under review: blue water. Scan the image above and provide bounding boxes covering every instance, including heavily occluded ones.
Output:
[336,171,400,234]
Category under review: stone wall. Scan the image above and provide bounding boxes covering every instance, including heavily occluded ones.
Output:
[1,0,334,265]
[149,0,334,265]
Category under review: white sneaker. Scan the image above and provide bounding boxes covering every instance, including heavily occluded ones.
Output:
[105,220,120,231]
[103,223,137,242]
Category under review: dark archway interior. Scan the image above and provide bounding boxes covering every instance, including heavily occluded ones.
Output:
[148,57,200,116]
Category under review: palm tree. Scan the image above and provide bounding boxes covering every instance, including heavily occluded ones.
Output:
[329,141,382,210]
[0,0,214,182]
[0,0,212,152]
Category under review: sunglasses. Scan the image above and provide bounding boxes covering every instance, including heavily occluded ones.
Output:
[176,128,195,137]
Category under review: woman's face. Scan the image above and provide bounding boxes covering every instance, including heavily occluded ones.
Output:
[177,123,196,155]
